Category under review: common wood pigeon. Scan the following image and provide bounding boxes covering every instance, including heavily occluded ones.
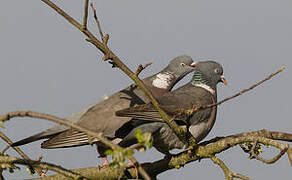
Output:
[116,61,227,155]
[12,55,197,165]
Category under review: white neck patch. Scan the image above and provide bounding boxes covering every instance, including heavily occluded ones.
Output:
[192,82,215,95]
[152,72,175,89]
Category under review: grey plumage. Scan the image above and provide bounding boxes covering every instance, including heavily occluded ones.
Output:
[116,61,226,155]
[12,55,196,158]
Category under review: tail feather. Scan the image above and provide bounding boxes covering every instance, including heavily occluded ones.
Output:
[12,131,61,147]
[41,129,90,149]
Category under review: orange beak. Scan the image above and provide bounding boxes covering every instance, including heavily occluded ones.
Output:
[221,75,227,86]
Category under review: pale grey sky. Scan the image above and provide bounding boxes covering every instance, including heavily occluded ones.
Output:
[0,0,291,179]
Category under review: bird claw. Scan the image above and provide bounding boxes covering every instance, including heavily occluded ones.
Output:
[98,157,109,169]
[126,161,139,179]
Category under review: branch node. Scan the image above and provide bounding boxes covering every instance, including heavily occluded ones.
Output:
[103,53,113,61]
[135,62,152,76]
[103,34,110,45]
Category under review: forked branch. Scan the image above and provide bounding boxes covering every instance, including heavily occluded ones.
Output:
[27,129,292,180]
[40,0,194,147]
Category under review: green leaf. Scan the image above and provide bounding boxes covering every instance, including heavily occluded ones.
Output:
[134,129,153,149]
[0,121,4,128]
[105,149,113,156]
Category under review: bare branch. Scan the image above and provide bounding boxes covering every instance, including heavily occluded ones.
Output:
[35,129,291,179]
[233,129,292,142]
[82,0,89,30]
[287,147,292,166]
[177,66,285,117]
[0,111,151,179]
[0,111,118,150]
[40,0,194,148]
[250,141,288,164]
[90,2,105,42]
[0,156,88,180]
[231,172,253,180]
[135,62,153,76]
[0,131,44,176]
[205,66,285,109]
[210,156,233,180]
[0,131,28,160]
[10,1,288,179]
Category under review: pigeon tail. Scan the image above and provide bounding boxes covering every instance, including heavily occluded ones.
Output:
[41,129,90,149]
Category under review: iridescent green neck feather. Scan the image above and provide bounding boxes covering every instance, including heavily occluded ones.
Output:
[191,71,216,90]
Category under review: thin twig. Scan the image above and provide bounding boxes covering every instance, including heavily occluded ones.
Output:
[82,0,89,30]
[177,66,285,116]
[0,111,150,179]
[0,131,29,160]
[90,2,107,43]
[1,146,9,154]
[41,0,193,149]
[127,156,151,180]
[231,172,253,180]
[135,62,153,76]
[287,147,292,166]
[0,156,88,180]
[127,143,146,151]
[28,129,292,179]
[0,131,44,176]
[210,156,233,180]
[204,66,285,109]
[250,141,288,164]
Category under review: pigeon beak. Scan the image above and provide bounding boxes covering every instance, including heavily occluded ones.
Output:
[190,61,198,68]
[220,75,227,86]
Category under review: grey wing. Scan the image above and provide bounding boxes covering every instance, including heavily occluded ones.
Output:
[116,88,196,122]
[115,103,164,121]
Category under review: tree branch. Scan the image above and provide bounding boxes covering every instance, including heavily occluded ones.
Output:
[177,66,285,116]
[0,111,151,180]
[0,111,116,150]
[82,0,89,30]
[231,172,253,180]
[2,1,289,179]
[40,0,193,148]
[233,129,292,142]
[205,66,285,109]
[135,62,153,76]
[250,141,288,164]
[0,156,88,180]
[210,156,233,180]
[27,129,292,179]
[0,131,45,176]
[90,2,106,43]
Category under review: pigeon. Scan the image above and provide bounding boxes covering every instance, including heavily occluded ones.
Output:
[12,55,197,165]
[115,61,227,155]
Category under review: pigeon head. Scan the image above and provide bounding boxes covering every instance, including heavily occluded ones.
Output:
[152,55,197,90]
[191,61,227,93]
[164,55,197,77]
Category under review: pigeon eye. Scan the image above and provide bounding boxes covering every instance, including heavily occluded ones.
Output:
[180,63,186,67]
[214,68,220,74]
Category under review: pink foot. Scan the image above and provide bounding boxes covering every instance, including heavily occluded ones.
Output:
[98,157,109,169]
[126,160,139,179]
